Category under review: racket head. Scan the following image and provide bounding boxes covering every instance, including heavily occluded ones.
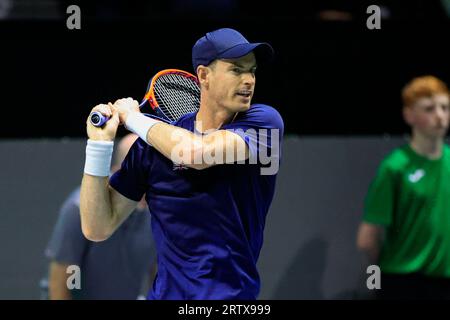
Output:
[141,69,200,123]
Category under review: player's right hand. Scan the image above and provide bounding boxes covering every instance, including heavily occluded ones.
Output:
[86,103,120,141]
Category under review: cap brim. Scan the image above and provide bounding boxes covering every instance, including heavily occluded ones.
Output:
[218,42,274,63]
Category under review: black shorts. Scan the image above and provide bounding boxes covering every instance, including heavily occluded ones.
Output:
[378,272,450,300]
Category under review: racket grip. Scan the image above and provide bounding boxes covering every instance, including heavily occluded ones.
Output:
[90,100,147,127]
[89,112,110,127]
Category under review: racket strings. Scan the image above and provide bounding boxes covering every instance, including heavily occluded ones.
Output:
[159,76,196,119]
[157,74,199,120]
[154,73,200,122]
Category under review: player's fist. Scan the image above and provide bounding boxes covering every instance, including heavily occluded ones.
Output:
[86,103,120,141]
[113,98,140,124]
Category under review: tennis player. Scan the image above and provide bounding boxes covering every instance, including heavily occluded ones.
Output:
[80,28,284,299]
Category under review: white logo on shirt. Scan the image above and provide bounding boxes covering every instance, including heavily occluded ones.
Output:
[408,169,425,183]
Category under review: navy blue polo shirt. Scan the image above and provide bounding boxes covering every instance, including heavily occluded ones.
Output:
[110,103,283,300]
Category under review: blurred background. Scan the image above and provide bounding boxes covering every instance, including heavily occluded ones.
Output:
[0,0,449,299]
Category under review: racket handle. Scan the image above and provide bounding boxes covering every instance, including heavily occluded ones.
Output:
[89,100,148,127]
[89,111,110,127]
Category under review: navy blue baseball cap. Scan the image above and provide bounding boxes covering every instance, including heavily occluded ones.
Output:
[192,28,274,71]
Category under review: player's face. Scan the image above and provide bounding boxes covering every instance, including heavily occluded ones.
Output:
[406,94,450,139]
[208,52,257,113]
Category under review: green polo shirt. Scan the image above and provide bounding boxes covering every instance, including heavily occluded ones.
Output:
[364,144,450,277]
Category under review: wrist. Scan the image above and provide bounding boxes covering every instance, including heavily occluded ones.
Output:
[89,136,114,142]
[125,112,161,144]
[84,139,114,177]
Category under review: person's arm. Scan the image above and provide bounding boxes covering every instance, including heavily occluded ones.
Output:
[356,222,384,264]
[147,122,249,170]
[80,103,138,242]
[358,159,395,264]
[112,98,283,171]
[48,261,72,300]
[114,98,249,170]
[80,181,138,241]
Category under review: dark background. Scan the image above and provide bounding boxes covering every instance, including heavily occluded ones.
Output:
[1,0,449,138]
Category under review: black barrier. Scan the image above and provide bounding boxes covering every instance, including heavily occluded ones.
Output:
[1,17,449,138]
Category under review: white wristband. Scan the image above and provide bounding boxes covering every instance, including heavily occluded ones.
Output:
[125,112,161,145]
[84,139,114,177]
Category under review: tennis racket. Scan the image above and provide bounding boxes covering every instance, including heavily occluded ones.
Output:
[90,69,201,127]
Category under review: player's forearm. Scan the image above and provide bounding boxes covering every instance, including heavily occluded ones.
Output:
[126,112,246,169]
[147,122,210,169]
[80,175,116,241]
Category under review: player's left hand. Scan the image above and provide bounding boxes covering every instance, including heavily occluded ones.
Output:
[112,98,140,124]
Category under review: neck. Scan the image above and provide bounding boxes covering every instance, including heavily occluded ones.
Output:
[195,97,237,133]
[410,132,444,160]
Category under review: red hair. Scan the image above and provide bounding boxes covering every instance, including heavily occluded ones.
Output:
[402,75,449,107]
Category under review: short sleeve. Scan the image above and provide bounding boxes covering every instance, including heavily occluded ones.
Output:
[109,139,150,202]
[45,190,89,265]
[222,104,284,164]
[363,162,397,226]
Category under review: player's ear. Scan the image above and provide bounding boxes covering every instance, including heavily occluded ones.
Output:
[403,105,414,126]
[197,65,209,89]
